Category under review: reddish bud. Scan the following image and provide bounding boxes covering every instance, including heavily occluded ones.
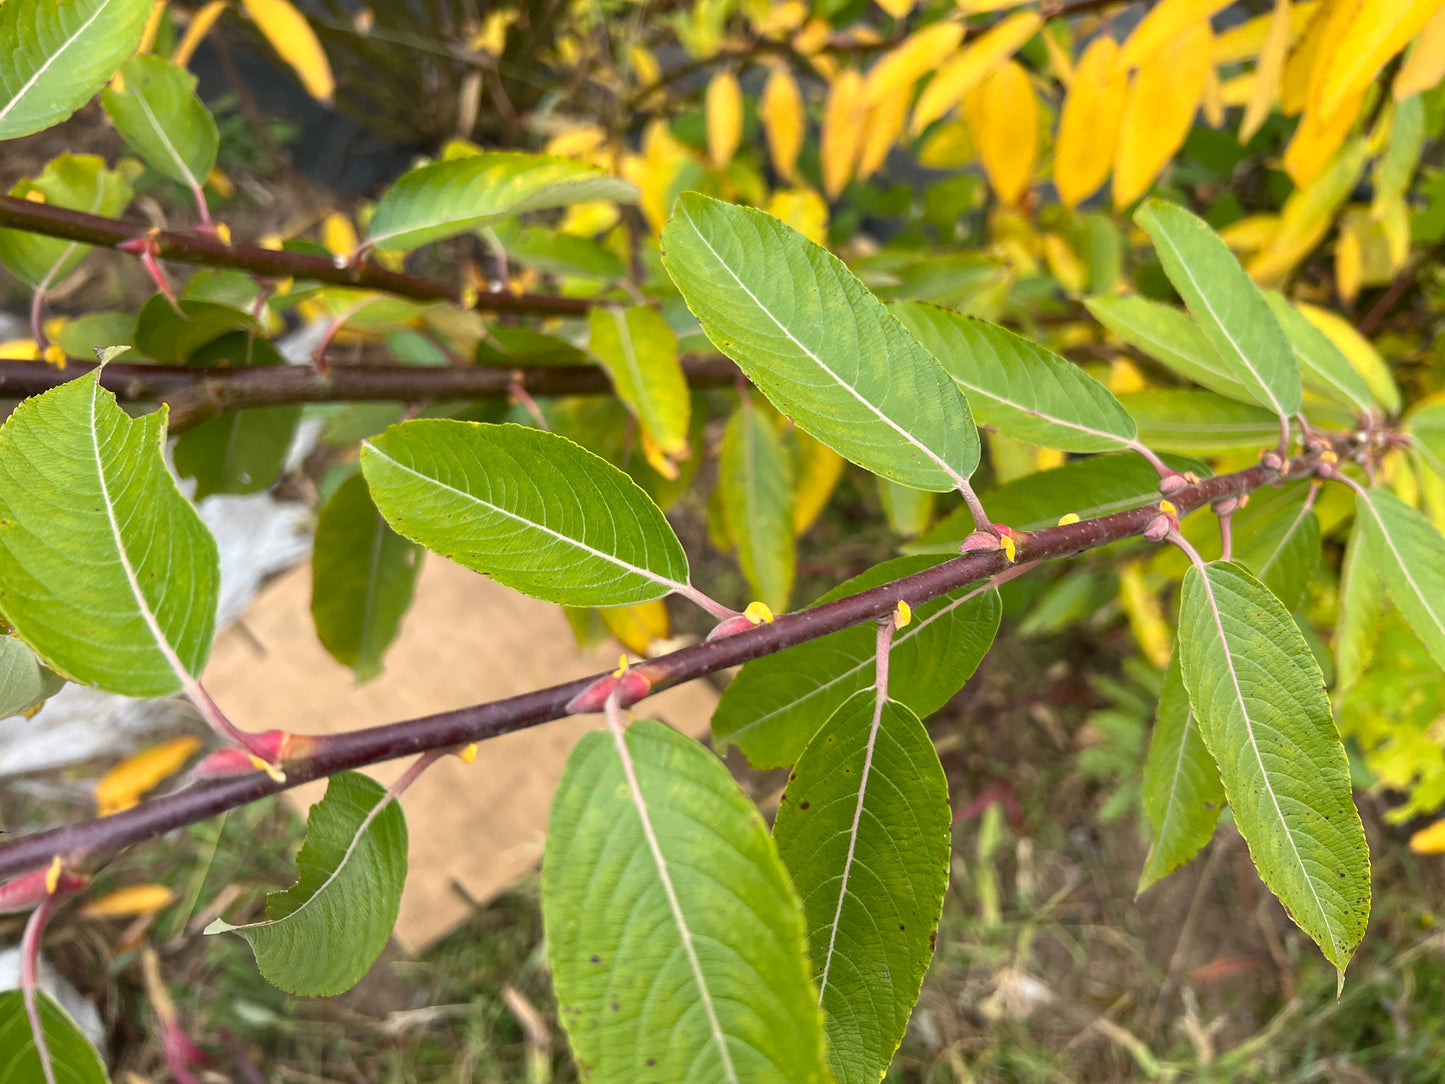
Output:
[1261,451,1284,471]
[706,614,757,641]
[960,530,997,553]
[566,667,653,714]
[0,863,88,914]
[1143,514,1172,542]
[1159,473,1189,495]
[1213,496,1240,517]
[190,747,263,780]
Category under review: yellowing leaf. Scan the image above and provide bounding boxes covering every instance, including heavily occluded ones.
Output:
[1297,300,1401,411]
[80,883,176,919]
[628,44,662,89]
[1054,34,1127,207]
[1315,0,1445,118]
[1042,27,1075,87]
[917,119,974,167]
[620,119,696,233]
[1213,0,1318,63]
[857,91,909,181]
[172,0,227,68]
[705,69,743,170]
[1282,89,1363,186]
[1202,58,1225,126]
[1242,0,1293,142]
[1117,0,1233,71]
[1302,0,1362,112]
[1114,23,1211,207]
[240,0,335,103]
[1219,213,1280,252]
[792,430,846,535]
[766,187,828,244]
[320,211,359,258]
[1409,818,1445,853]
[761,65,805,182]
[1042,233,1087,294]
[0,339,41,360]
[864,21,964,106]
[909,11,1041,136]
[956,0,1032,11]
[1394,2,1445,98]
[94,736,203,816]
[598,599,670,655]
[1335,216,1363,301]
[1248,138,1366,280]
[821,68,866,198]
[1119,561,1172,668]
[543,124,609,160]
[963,59,1035,206]
[877,0,916,17]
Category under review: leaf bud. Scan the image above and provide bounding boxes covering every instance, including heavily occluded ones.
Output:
[1143,513,1172,542]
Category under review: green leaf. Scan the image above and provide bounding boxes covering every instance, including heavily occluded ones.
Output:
[53,312,136,359]
[134,297,261,363]
[1353,486,1445,672]
[1138,648,1223,894]
[0,0,152,140]
[172,333,300,498]
[506,225,627,281]
[366,154,637,253]
[909,451,1207,555]
[1178,561,1369,971]
[543,719,830,1083]
[774,690,950,1084]
[100,54,218,189]
[207,771,408,996]
[1084,294,1249,401]
[1234,484,1321,611]
[1409,396,1445,480]
[0,372,219,697]
[311,473,422,682]
[476,326,590,367]
[713,556,1001,767]
[1262,292,1375,415]
[361,420,690,607]
[1118,390,1281,454]
[894,302,1138,453]
[1334,520,1387,696]
[879,475,934,536]
[0,154,133,289]
[0,990,109,1084]
[1135,199,1301,419]
[0,634,65,719]
[662,192,979,491]
[588,304,690,458]
[720,400,794,614]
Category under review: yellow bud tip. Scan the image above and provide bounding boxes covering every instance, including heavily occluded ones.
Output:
[42,344,66,370]
[1320,450,1339,465]
[1158,500,1177,517]
[44,856,63,895]
[249,755,287,783]
[893,600,912,628]
[1000,534,1016,563]
[744,600,774,625]
[23,190,47,204]
[1057,512,1080,526]
[215,222,232,245]
[461,285,480,310]
[613,654,630,678]
[457,742,478,764]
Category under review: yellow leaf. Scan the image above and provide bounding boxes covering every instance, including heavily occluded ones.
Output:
[1335,216,1363,301]
[1213,0,1317,63]
[320,211,358,258]
[1219,213,1281,252]
[1394,2,1445,98]
[1113,22,1211,207]
[1042,233,1087,294]
[628,44,661,89]
[792,429,846,535]
[94,737,203,817]
[1315,0,1445,119]
[171,0,227,68]
[766,187,828,244]
[1042,27,1075,88]
[543,124,609,160]
[857,91,910,181]
[621,119,696,233]
[863,21,964,107]
[1117,0,1234,71]
[240,0,335,103]
[1202,61,1225,126]
[705,69,743,170]
[1301,0,1363,112]
[137,0,165,53]
[205,166,235,198]
[470,8,517,56]
[1110,358,1149,394]
[1335,207,1399,299]
[1282,89,1363,186]
[1221,71,1255,105]
[963,59,1035,207]
[909,11,1041,136]
[761,65,805,182]
[1377,194,1411,268]
[559,200,619,236]
[1118,561,1172,668]
[1280,0,1351,114]
[955,0,1031,11]
[1054,35,1127,208]
[1242,0,1293,141]
[1247,138,1366,280]
[821,68,866,198]
[80,884,176,919]
[1409,818,1445,853]
[877,0,915,16]
[0,339,41,360]
[598,600,670,655]
[917,119,974,167]
[1296,301,1398,403]
[751,1,808,35]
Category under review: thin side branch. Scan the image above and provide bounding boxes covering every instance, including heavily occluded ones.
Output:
[0,449,1329,882]
[0,195,594,316]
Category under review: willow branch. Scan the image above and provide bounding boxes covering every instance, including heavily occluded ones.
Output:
[0,448,1332,882]
[0,356,743,431]
[0,195,593,316]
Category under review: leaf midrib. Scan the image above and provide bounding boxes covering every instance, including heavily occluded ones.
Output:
[676,201,968,489]
[0,0,121,129]
[1359,490,1445,646]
